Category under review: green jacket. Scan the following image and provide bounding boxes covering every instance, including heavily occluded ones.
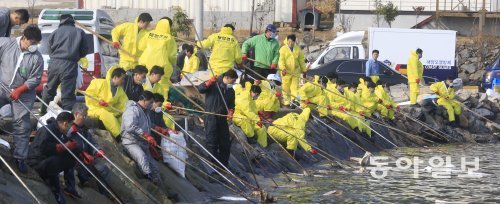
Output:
[241,34,280,69]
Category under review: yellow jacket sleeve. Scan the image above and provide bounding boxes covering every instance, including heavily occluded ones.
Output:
[167,39,178,69]
[85,79,103,109]
[278,46,287,71]
[234,41,242,65]
[199,34,215,49]
[111,23,127,43]
[299,83,315,100]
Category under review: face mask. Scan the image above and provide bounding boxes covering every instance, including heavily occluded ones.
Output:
[66,127,73,137]
[270,32,277,39]
[226,84,233,89]
[154,107,162,113]
[274,34,279,40]
[28,45,37,53]
[141,78,146,84]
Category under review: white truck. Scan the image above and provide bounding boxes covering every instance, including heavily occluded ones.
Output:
[308,28,457,81]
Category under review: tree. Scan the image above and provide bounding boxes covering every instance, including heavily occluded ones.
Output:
[381,2,399,28]
[373,0,384,27]
[171,7,191,37]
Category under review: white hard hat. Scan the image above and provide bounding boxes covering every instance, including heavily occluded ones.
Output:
[266,74,281,82]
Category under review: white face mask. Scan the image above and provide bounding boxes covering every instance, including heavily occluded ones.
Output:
[141,78,146,84]
[154,107,162,113]
[28,45,37,53]
[227,84,233,89]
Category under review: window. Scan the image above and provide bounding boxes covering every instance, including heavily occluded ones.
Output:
[353,46,359,59]
[99,18,114,27]
[337,61,363,73]
[322,47,351,64]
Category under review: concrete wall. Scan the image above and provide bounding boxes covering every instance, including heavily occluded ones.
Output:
[333,13,432,31]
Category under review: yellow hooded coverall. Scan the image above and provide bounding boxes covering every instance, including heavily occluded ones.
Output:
[299,76,329,117]
[430,81,462,122]
[138,19,177,99]
[112,18,149,70]
[325,81,358,129]
[197,27,242,76]
[278,39,306,105]
[255,80,281,113]
[344,87,372,137]
[357,78,379,117]
[233,82,268,147]
[374,85,397,120]
[86,66,128,137]
[182,50,200,74]
[407,51,424,104]
[267,108,312,151]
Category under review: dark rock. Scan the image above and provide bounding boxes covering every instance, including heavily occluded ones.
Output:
[472,108,495,119]
[459,114,469,128]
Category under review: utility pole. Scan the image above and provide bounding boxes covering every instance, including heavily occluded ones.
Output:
[250,0,255,35]
[195,0,204,40]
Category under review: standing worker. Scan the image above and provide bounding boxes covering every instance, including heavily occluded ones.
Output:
[0,8,29,37]
[197,24,242,76]
[112,13,153,70]
[41,14,88,114]
[197,70,238,167]
[365,50,380,83]
[279,34,306,107]
[407,48,424,105]
[241,24,280,81]
[0,26,43,173]
[138,19,177,100]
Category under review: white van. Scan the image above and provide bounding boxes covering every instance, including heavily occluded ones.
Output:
[36,9,119,93]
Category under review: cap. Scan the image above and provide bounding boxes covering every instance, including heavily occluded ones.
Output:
[265,24,277,33]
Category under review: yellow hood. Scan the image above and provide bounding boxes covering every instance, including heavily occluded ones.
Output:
[154,19,171,35]
[220,27,233,35]
[410,50,418,58]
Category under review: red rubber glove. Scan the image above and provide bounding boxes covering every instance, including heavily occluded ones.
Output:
[154,126,169,136]
[113,42,120,49]
[80,151,95,165]
[304,99,311,105]
[275,92,282,98]
[386,104,392,109]
[149,145,161,160]
[227,109,234,121]
[56,140,78,153]
[144,133,157,146]
[237,63,243,68]
[164,103,173,110]
[396,106,401,112]
[270,64,277,70]
[339,106,347,112]
[205,76,217,87]
[309,149,318,155]
[359,111,365,117]
[70,124,78,134]
[95,150,105,158]
[281,70,286,76]
[9,84,29,101]
[242,54,248,61]
[256,121,263,128]
[254,80,261,86]
[327,105,332,110]
[99,100,108,107]
[416,78,420,84]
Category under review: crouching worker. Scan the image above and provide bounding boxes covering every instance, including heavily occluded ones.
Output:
[267,107,317,156]
[430,77,462,124]
[255,78,281,122]
[374,82,399,120]
[27,112,77,204]
[65,104,111,198]
[299,76,330,117]
[86,66,128,138]
[121,91,161,183]
[234,82,267,147]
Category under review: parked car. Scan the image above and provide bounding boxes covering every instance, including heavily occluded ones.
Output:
[306,59,438,86]
[480,57,500,92]
[35,9,119,93]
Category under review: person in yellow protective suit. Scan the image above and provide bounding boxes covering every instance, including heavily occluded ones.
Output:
[255,79,281,122]
[182,44,200,74]
[278,34,306,106]
[325,74,358,129]
[233,82,267,147]
[143,66,167,100]
[357,79,381,117]
[430,77,462,123]
[138,19,177,101]
[407,48,424,105]
[86,66,128,138]
[299,76,331,117]
[197,24,242,76]
[374,83,399,120]
[344,83,372,137]
[112,13,153,70]
[267,107,317,155]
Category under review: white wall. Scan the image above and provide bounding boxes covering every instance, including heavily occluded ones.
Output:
[339,0,496,12]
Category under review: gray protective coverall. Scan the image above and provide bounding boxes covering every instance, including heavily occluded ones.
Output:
[0,37,44,159]
[0,8,12,37]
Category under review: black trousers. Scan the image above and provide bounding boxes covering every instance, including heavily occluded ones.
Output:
[33,155,76,192]
[41,59,78,113]
[204,115,231,167]
[65,159,111,196]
